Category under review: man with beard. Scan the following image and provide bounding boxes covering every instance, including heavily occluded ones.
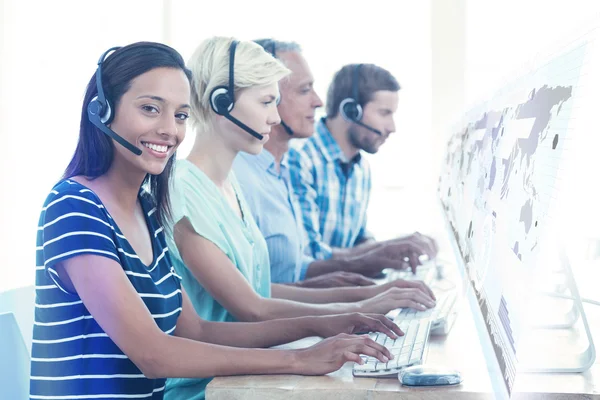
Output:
[288,63,438,277]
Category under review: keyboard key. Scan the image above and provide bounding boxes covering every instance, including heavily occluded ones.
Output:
[365,360,377,371]
[398,353,410,366]
[409,355,422,365]
[374,334,386,346]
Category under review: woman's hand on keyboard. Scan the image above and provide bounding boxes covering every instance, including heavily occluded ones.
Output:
[383,279,436,300]
[292,333,393,375]
[294,271,376,288]
[356,287,436,314]
[311,312,404,339]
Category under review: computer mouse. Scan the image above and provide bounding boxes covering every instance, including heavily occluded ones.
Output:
[399,365,462,386]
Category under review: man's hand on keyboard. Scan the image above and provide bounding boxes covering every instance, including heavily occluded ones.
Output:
[346,251,419,278]
[356,287,436,314]
[311,312,403,339]
[378,232,439,273]
[294,271,376,288]
[292,333,393,375]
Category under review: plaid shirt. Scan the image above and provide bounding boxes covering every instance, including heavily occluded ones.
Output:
[288,117,372,260]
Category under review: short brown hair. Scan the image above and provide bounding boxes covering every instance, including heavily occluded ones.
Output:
[326,63,400,118]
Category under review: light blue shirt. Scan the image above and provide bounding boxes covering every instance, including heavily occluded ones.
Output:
[233,150,314,283]
[165,159,271,400]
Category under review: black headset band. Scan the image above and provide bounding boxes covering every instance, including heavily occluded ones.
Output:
[352,63,362,103]
[95,47,121,107]
[228,40,238,102]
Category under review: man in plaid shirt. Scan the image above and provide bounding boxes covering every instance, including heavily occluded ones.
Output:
[288,63,437,278]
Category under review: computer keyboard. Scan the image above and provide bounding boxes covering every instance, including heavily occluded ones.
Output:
[353,259,461,377]
[353,318,432,377]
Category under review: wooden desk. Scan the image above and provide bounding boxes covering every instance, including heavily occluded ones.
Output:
[207,300,600,399]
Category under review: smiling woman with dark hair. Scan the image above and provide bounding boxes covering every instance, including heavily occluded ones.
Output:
[32,41,194,399]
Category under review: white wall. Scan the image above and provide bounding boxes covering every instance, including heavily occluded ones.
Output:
[0,0,166,292]
[465,0,600,107]
[431,0,465,185]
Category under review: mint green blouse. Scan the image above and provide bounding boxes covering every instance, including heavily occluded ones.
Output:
[164,159,271,400]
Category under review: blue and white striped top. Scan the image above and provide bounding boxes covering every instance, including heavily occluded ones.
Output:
[30,179,182,400]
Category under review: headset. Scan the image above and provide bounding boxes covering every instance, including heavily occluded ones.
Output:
[87,46,143,156]
[338,64,382,136]
[209,40,265,140]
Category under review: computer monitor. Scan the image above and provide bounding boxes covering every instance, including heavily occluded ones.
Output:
[436,20,597,398]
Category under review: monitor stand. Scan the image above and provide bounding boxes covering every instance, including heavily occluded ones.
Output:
[518,244,596,373]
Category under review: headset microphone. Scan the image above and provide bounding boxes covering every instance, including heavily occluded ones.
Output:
[339,63,382,136]
[221,113,265,140]
[87,46,143,156]
[210,40,265,140]
[353,119,382,135]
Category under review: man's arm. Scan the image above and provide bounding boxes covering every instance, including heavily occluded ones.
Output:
[330,239,382,261]
[304,249,402,279]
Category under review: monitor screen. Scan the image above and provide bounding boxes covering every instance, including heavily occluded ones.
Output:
[437,25,591,397]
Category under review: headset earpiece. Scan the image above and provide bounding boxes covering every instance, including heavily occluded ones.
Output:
[88,95,113,124]
[340,98,363,122]
[210,86,234,115]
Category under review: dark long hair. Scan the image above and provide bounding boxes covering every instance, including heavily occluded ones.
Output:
[64,42,192,227]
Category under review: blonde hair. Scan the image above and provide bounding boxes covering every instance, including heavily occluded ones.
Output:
[188,36,291,132]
